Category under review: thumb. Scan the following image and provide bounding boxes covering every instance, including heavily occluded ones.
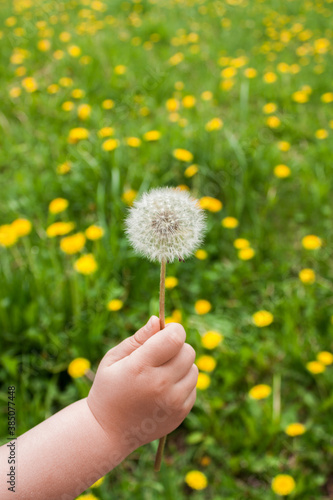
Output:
[102,315,160,366]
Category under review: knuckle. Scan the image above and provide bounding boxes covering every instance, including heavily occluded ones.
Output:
[168,392,183,410]
[153,372,169,397]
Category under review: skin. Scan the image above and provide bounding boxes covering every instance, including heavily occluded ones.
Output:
[0,316,198,500]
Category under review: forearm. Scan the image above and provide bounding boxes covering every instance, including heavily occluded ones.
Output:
[0,398,130,500]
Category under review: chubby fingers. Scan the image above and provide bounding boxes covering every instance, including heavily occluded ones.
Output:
[103,315,160,366]
[159,343,196,383]
[131,322,186,368]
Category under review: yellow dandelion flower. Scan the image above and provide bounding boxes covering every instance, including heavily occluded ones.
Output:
[59,76,73,88]
[9,87,21,98]
[321,92,333,103]
[221,67,237,79]
[15,67,26,77]
[125,137,141,147]
[85,225,104,240]
[165,277,178,289]
[46,222,75,238]
[114,65,126,75]
[306,361,325,374]
[299,268,316,284]
[201,90,213,100]
[62,101,74,112]
[238,247,255,260]
[68,45,81,57]
[249,384,271,400]
[102,138,119,151]
[53,50,64,60]
[220,79,234,91]
[302,235,322,250]
[182,95,196,108]
[199,196,222,212]
[22,77,38,93]
[222,217,238,228]
[266,116,281,128]
[11,218,32,237]
[278,141,290,151]
[263,72,277,83]
[68,358,91,378]
[173,148,194,162]
[169,53,184,66]
[76,494,98,500]
[77,103,91,120]
[277,62,290,73]
[205,118,223,132]
[197,355,216,372]
[195,249,208,260]
[47,84,59,94]
[102,99,115,109]
[37,39,50,51]
[175,81,184,90]
[201,331,223,349]
[315,129,328,140]
[314,38,330,54]
[5,17,17,27]
[57,162,71,175]
[143,130,161,141]
[71,88,85,99]
[49,198,68,214]
[233,238,250,249]
[195,300,212,315]
[316,351,333,366]
[185,164,199,177]
[98,127,114,138]
[292,90,309,103]
[185,470,208,490]
[285,423,306,436]
[244,68,257,78]
[122,189,137,206]
[74,254,98,275]
[0,225,18,247]
[59,31,71,42]
[274,165,291,178]
[107,299,123,311]
[196,373,211,390]
[91,476,105,488]
[252,310,274,327]
[60,232,85,255]
[271,475,296,496]
[68,127,89,144]
[166,98,179,112]
[263,103,277,114]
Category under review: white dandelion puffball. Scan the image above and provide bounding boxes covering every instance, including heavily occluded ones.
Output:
[125,187,206,263]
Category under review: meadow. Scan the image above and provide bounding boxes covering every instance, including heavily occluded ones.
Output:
[1,0,333,498]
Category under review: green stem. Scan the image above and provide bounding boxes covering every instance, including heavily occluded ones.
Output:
[154,257,166,471]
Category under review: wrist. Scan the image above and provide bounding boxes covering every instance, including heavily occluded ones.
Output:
[84,397,133,466]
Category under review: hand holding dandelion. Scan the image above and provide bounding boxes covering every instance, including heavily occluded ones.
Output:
[125,187,206,471]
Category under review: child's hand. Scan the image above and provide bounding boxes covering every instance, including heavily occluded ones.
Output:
[87,316,198,454]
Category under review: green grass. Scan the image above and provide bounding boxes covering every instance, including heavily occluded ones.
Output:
[1,0,333,498]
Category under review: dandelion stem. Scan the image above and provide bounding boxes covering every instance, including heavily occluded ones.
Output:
[159,257,166,330]
[154,257,166,472]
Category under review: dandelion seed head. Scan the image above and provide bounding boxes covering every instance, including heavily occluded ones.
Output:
[124,187,206,263]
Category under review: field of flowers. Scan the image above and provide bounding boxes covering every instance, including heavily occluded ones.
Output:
[1,0,333,498]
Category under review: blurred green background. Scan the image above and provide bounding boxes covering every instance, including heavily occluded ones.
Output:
[1,0,333,498]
